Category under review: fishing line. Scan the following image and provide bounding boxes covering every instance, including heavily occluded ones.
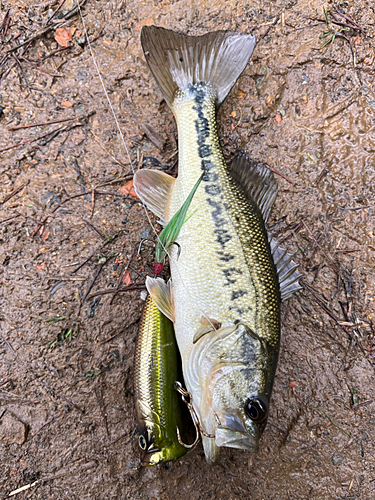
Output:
[75,1,218,333]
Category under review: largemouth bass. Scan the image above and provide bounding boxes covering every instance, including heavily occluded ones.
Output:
[134,295,188,465]
[134,26,301,464]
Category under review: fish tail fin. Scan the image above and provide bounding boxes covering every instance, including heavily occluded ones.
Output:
[141,26,256,108]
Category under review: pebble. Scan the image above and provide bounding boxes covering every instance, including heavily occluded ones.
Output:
[332,455,344,465]
[0,411,27,445]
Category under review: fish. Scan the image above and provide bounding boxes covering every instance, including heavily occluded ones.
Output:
[134,26,301,464]
[133,295,188,465]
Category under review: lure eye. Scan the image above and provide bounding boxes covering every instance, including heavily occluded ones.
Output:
[138,435,147,450]
[245,398,268,423]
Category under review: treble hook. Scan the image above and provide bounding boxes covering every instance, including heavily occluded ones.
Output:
[174,381,215,449]
[167,241,182,260]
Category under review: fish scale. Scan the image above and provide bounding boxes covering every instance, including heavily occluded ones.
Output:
[169,83,280,361]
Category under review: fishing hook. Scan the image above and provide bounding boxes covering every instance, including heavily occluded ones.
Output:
[174,381,215,449]
[167,241,181,260]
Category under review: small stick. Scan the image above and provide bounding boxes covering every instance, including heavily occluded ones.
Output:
[46,0,68,24]
[90,189,95,217]
[41,45,72,61]
[83,218,107,241]
[34,411,65,436]
[95,385,110,439]
[266,164,294,185]
[0,181,28,205]
[40,381,83,413]
[256,16,280,45]
[19,57,62,77]
[99,315,141,344]
[72,248,98,273]
[0,125,65,153]
[352,399,374,410]
[334,7,363,31]
[12,54,30,94]
[0,333,18,359]
[82,265,104,302]
[9,116,77,131]
[94,174,133,189]
[87,284,146,300]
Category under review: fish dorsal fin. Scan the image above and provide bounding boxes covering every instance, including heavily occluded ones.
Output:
[146,276,175,322]
[269,234,303,301]
[134,169,175,225]
[141,26,256,108]
[229,152,278,223]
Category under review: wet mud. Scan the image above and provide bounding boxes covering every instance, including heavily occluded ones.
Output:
[0,0,374,499]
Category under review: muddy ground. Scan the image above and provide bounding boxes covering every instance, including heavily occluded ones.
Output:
[0,0,374,498]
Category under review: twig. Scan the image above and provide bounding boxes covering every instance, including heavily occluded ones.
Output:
[87,284,146,300]
[256,16,280,45]
[9,116,77,131]
[7,461,96,497]
[95,385,110,439]
[82,265,104,302]
[83,218,107,241]
[352,399,374,410]
[0,333,18,359]
[40,381,84,413]
[34,411,65,436]
[266,164,294,185]
[18,56,62,77]
[99,315,141,344]
[12,54,30,93]
[0,182,29,205]
[308,406,351,437]
[46,0,68,24]
[41,45,72,61]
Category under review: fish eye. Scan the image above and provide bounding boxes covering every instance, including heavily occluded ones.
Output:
[138,435,147,450]
[245,398,268,423]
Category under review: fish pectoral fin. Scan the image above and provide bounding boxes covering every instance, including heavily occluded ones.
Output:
[146,276,175,322]
[229,152,278,223]
[193,317,221,344]
[133,169,175,225]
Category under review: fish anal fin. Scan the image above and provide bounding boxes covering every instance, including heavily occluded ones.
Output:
[269,234,303,302]
[141,26,256,108]
[146,276,175,322]
[134,169,175,225]
[229,152,278,223]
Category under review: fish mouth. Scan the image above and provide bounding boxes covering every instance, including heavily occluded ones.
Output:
[214,413,260,452]
[215,427,259,452]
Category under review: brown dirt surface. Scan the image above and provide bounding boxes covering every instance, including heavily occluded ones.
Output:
[1,0,374,499]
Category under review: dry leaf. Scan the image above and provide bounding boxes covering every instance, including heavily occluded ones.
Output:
[119,180,138,199]
[54,27,73,48]
[122,271,132,285]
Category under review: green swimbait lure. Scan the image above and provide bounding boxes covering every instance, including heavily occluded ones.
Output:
[134,295,187,465]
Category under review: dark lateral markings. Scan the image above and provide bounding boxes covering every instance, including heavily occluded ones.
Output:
[191,84,235,257]
[223,267,243,286]
[218,251,235,262]
[231,290,248,301]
